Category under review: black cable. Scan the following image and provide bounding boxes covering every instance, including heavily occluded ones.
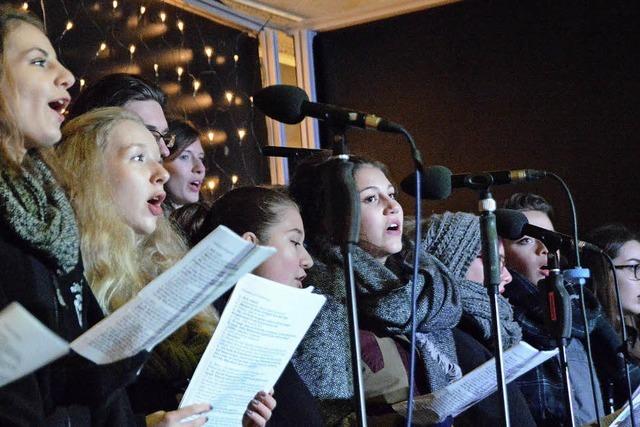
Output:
[397,126,424,427]
[547,172,602,426]
[602,252,636,427]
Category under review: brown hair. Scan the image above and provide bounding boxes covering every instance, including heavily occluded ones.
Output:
[0,5,45,170]
[188,186,298,246]
[165,118,200,161]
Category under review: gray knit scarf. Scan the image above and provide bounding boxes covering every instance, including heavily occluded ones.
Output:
[458,278,522,349]
[0,151,79,273]
[293,243,462,423]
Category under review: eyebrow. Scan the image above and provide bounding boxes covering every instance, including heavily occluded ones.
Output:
[288,228,304,236]
[358,184,395,193]
[22,47,50,59]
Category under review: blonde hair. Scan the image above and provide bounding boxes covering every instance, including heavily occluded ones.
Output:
[0,5,45,171]
[56,107,216,338]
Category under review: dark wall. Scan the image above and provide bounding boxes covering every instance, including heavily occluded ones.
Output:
[313,0,640,234]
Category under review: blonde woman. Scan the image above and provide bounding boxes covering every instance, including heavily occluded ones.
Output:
[57,107,275,426]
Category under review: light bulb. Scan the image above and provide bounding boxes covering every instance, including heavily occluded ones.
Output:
[112,0,118,9]
[177,20,184,32]
[21,2,28,10]
[140,5,146,15]
[205,46,213,58]
[193,79,201,92]
[237,129,246,140]
[79,79,86,89]
[233,54,239,63]
[129,44,136,55]
[176,66,184,81]
[65,21,73,31]
[100,42,107,51]
[160,12,166,23]
[225,91,234,103]
[231,175,239,184]
[207,131,214,142]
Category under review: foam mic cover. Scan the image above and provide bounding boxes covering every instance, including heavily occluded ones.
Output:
[494,209,528,240]
[253,85,308,124]
[400,165,452,200]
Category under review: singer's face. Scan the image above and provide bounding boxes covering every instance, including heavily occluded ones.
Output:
[163,138,205,207]
[355,165,403,264]
[465,241,512,293]
[123,99,170,158]
[0,22,75,149]
[103,120,169,235]
[612,240,640,315]
[251,207,314,288]
[504,210,554,285]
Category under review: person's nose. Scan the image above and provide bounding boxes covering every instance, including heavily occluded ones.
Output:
[193,157,205,176]
[152,162,170,185]
[55,62,75,90]
[300,245,314,269]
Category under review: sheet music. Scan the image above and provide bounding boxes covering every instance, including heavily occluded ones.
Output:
[0,302,69,387]
[70,226,275,364]
[393,341,558,424]
[179,274,325,426]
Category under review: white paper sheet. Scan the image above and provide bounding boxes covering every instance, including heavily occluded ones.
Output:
[70,226,275,364]
[179,274,326,426]
[393,341,559,424]
[0,302,69,387]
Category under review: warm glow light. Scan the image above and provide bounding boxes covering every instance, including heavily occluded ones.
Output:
[112,0,118,9]
[22,2,28,10]
[140,5,146,15]
[192,79,201,92]
[79,79,86,89]
[153,63,159,72]
[65,21,74,31]
[205,46,213,58]
[176,66,184,81]
[207,131,214,142]
[225,91,234,103]
[206,179,216,190]
[129,44,136,54]
[231,175,239,185]
[233,54,239,63]
[160,12,167,23]
[237,129,246,140]
[177,20,184,32]
[100,42,107,51]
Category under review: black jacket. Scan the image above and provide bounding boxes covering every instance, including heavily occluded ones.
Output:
[0,234,147,426]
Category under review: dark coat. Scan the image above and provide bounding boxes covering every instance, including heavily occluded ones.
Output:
[0,234,147,426]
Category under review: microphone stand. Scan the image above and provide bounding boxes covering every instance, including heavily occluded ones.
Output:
[543,253,576,427]
[329,128,367,427]
[469,175,510,427]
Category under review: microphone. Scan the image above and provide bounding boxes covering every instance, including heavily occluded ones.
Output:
[451,169,547,189]
[253,85,403,133]
[400,165,452,200]
[401,168,547,198]
[495,209,601,253]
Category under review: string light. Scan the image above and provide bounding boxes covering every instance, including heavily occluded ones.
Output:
[205,46,213,64]
[231,175,239,185]
[192,79,201,96]
[96,42,107,57]
[176,66,184,81]
[79,79,86,89]
[129,44,136,61]
[140,5,146,15]
[206,179,216,191]
[177,20,185,33]
[207,131,215,142]
[237,129,246,140]
[65,21,74,31]
[153,63,159,78]
[233,54,239,63]
[21,2,28,10]
[112,1,118,9]
[160,12,167,23]
[225,91,234,103]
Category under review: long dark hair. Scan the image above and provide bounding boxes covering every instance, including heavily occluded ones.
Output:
[584,223,640,330]
[289,153,390,252]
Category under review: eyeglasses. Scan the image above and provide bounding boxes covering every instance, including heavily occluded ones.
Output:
[614,264,640,281]
[146,127,176,149]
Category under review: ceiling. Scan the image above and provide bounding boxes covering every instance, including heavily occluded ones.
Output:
[220,0,459,31]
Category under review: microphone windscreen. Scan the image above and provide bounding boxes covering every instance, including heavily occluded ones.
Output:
[252,85,309,124]
[400,166,452,200]
[495,209,528,240]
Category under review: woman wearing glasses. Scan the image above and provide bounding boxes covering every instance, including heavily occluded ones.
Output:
[585,224,640,361]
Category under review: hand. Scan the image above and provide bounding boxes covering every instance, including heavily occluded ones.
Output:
[242,390,277,427]
[146,403,211,427]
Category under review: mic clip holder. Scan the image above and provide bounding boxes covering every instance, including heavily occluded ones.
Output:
[473,182,511,427]
[563,267,591,286]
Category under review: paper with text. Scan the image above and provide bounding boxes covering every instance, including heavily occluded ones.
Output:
[179,274,326,426]
[393,341,558,424]
[608,383,640,426]
[70,226,275,364]
[0,302,69,387]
